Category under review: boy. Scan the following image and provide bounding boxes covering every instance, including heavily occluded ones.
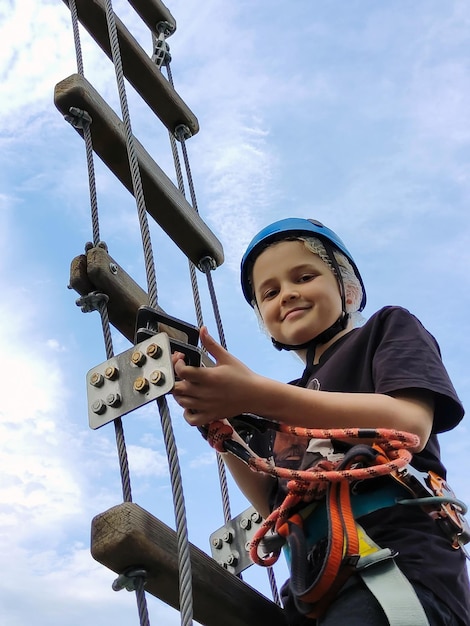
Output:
[172,217,469,625]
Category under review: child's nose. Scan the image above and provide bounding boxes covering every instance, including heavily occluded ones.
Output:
[281,286,300,303]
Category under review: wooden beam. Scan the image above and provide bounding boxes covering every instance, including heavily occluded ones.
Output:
[91,503,288,626]
[55,74,224,268]
[60,0,197,135]
[70,247,182,344]
[69,248,214,369]
[127,0,176,35]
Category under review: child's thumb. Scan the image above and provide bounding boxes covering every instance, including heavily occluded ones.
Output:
[199,326,227,362]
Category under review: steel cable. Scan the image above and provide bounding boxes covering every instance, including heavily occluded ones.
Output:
[68,0,133,506]
[102,5,194,623]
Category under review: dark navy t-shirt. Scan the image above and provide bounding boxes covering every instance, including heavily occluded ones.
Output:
[259,306,469,623]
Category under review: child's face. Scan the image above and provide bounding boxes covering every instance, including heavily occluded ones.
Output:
[252,240,342,347]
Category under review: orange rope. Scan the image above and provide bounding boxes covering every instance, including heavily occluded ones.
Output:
[250,429,417,566]
[204,420,419,567]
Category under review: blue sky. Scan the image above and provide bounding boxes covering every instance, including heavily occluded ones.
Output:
[1,1,470,624]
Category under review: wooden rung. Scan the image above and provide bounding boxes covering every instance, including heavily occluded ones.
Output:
[70,247,177,342]
[70,248,148,343]
[55,74,224,268]
[69,247,214,367]
[61,0,197,136]
[91,503,288,626]
[128,0,176,35]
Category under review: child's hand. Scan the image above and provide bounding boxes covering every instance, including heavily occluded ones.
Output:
[171,326,257,427]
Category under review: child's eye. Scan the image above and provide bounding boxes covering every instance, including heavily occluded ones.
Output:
[262,288,278,300]
[298,273,316,283]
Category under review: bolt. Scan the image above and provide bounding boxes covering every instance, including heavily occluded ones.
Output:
[146,343,162,359]
[212,537,223,550]
[131,350,146,366]
[104,366,118,380]
[90,372,104,387]
[150,370,165,386]
[222,531,233,544]
[240,517,251,530]
[133,377,149,393]
[245,541,251,552]
[226,553,238,566]
[106,393,121,407]
[109,263,118,274]
[91,399,106,415]
[251,511,262,524]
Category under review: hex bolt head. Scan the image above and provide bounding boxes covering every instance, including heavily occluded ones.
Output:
[240,517,251,530]
[226,553,238,566]
[212,537,223,550]
[133,377,149,393]
[91,399,106,415]
[131,350,146,366]
[245,541,251,552]
[222,531,233,544]
[106,393,122,407]
[104,365,119,380]
[251,511,262,524]
[146,343,162,359]
[90,372,104,387]
[150,370,165,386]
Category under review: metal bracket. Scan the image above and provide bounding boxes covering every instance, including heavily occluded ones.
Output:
[65,106,92,130]
[112,567,147,592]
[86,332,175,430]
[209,505,264,575]
[152,23,172,68]
[135,306,203,367]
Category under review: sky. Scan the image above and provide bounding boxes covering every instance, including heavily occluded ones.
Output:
[1,0,470,624]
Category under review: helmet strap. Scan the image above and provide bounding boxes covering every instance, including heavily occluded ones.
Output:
[271,311,349,352]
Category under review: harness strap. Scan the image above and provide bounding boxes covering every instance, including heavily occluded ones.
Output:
[356,525,430,626]
[284,476,362,618]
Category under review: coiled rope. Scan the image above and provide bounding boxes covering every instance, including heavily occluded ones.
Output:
[204,421,419,567]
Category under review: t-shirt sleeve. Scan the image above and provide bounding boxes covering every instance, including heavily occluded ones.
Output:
[372,307,464,433]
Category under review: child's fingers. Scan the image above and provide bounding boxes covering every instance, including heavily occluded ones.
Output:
[199,326,228,362]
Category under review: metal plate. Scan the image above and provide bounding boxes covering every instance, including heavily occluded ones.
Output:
[86,332,175,429]
[209,505,264,575]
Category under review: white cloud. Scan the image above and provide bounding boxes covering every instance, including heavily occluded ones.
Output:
[189,451,217,469]
[127,444,169,478]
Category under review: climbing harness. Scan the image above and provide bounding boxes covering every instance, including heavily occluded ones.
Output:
[203,416,469,623]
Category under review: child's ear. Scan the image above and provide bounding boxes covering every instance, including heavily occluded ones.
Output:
[344,281,360,311]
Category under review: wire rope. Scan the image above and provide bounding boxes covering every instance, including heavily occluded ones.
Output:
[167,59,280,600]
[67,0,133,507]
[100,4,195,624]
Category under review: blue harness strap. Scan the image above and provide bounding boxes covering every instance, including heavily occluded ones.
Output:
[283,480,407,567]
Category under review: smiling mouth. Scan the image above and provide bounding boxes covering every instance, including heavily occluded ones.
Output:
[282,307,310,321]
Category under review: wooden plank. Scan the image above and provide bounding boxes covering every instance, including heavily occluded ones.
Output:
[70,247,184,344]
[55,74,224,268]
[91,503,288,626]
[61,0,197,135]
[127,0,176,35]
[69,248,215,369]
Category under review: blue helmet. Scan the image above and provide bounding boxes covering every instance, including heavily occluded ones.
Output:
[240,217,366,311]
